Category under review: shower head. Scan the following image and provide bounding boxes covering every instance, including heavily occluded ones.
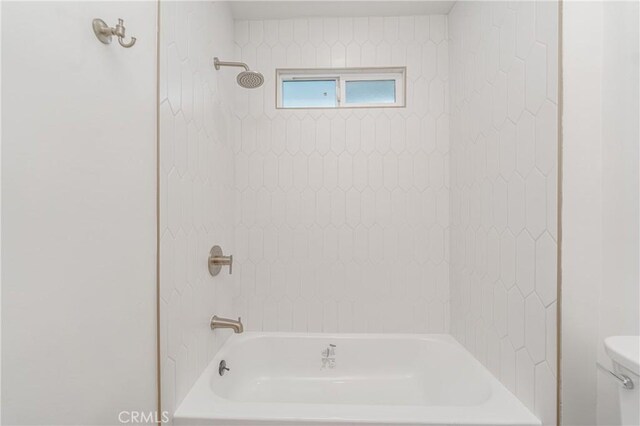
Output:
[213,57,264,89]
[237,70,264,89]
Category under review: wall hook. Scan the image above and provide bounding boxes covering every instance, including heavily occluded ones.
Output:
[92,18,137,48]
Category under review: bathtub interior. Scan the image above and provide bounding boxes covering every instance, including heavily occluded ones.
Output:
[210,334,492,407]
[174,333,540,426]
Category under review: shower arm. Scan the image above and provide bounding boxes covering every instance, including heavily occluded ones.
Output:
[213,57,249,71]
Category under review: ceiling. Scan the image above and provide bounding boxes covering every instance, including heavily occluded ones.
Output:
[227,1,456,20]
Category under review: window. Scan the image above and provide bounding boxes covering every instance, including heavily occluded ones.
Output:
[276,67,405,109]
[282,80,337,108]
[345,80,396,104]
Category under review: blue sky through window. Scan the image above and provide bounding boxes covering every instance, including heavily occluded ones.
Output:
[282,80,336,108]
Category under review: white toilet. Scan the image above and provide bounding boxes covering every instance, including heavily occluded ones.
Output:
[605,336,640,426]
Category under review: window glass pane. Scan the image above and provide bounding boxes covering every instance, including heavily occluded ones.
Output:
[345,80,396,104]
[282,80,337,108]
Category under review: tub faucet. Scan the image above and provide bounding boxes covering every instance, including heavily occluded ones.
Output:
[210,315,243,333]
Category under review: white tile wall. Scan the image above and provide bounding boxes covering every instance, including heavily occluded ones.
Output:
[448,2,558,425]
[160,4,559,422]
[231,15,451,334]
[159,1,237,419]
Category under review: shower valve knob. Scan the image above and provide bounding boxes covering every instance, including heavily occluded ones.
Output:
[208,245,233,276]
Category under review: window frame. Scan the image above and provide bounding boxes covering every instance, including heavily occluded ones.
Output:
[276,67,406,109]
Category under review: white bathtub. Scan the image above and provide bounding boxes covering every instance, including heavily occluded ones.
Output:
[174,333,540,426]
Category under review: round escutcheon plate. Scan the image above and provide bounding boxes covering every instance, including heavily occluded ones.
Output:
[208,245,223,276]
[92,19,112,44]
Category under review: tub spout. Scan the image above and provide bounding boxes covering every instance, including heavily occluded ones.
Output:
[210,315,243,333]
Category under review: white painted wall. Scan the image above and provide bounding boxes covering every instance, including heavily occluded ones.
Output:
[158,1,237,421]
[448,2,559,425]
[562,2,639,425]
[598,1,639,424]
[231,15,451,334]
[561,2,602,424]
[1,2,157,424]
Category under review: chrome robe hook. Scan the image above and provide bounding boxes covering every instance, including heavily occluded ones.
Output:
[92,18,137,48]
